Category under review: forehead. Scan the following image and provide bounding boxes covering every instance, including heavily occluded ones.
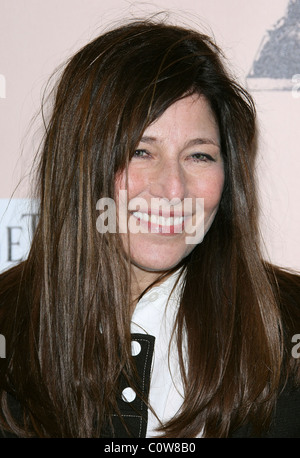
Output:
[141,94,219,143]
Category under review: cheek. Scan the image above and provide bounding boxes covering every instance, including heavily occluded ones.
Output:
[127,169,149,198]
[194,171,225,211]
[114,170,148,226]
[115,170,145,200]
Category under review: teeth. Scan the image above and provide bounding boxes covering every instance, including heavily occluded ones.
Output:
[132,212,183,226]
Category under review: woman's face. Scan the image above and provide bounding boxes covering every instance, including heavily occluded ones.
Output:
[116,94,224,276]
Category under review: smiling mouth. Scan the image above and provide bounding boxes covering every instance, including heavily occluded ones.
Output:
[133,211,184,226]
[130,211,187,234]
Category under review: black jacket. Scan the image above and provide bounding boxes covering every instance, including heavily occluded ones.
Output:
[0,333,299,438]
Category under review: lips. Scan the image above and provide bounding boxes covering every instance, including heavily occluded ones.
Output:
[130,210,187,234]
[132,211,184,226]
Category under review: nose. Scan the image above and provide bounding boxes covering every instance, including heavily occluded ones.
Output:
[149,159,186,202]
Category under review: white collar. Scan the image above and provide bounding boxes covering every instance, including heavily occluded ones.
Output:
[131,269,184,337]
[130,269,187,437]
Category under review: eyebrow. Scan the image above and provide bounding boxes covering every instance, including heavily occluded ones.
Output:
[140,136,220,148]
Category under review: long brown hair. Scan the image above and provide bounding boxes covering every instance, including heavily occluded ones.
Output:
[0,18,299,438]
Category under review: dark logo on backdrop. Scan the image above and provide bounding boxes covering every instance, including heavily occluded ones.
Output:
[247,0,300,91]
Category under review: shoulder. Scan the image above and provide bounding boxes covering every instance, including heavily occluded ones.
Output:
[0,393,23,438]
[273,265,300,309]
[0,263,29,405]
[0,261,27,292]
[273,266,300,358]
[231,380,300,437]
[0,262,28,322]
[231,264,300,438]
[263,265,300,437]
[270,265,300,385]
[267,264,300,336]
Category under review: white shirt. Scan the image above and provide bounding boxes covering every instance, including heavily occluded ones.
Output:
[131,270,193,438]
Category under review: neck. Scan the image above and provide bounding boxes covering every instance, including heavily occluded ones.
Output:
[130,265,169,312]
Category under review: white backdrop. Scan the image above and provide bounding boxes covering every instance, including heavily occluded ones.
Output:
[0,0,300,272]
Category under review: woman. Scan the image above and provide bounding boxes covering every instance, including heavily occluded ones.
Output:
[0,19,299,438]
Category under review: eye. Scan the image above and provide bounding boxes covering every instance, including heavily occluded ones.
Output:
[189,153,216,162]
[132,149,150,159]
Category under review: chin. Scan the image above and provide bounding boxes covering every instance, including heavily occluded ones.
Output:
[131,252,190,273]
[133,263,175,273]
